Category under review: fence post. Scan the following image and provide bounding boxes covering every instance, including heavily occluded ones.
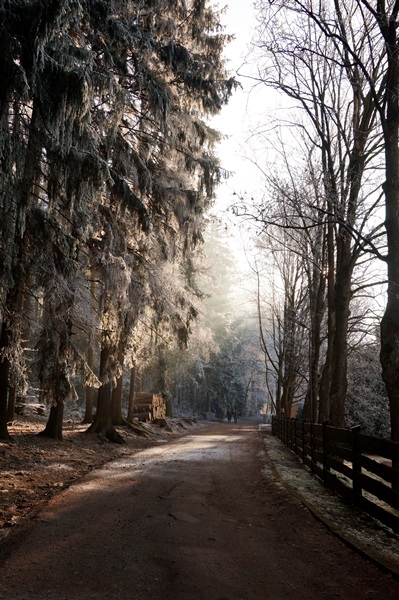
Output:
[322,421,330,484]
[352,425,362,505]
[393,461,399,493]
[310,421,315,474]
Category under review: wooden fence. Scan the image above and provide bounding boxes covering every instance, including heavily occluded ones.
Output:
[272,416,399,533]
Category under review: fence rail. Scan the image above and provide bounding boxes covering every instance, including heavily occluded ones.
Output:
[272,416,399,533]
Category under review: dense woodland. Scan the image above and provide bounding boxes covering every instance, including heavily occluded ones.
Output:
[0,0,241,442]
[2,0,399,445]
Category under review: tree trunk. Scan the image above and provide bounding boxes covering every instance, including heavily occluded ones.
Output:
[0,104,41,440]
[319,220,336,422]
[328,306,349,426]
[83,341,94,424]
[83,382,94,424]
[0,318,11,441]
[127,363,136,422]
[329,72,367,425]
[329,250,353,427]
[6,284,31,424]
[165,395,173,417]
[303,257,326,422]
[379,16,399,442]
[310,267,326,420]
[137,371,143,393]
[380,124,399,441]
[15,282,32,419]
[83,276,96,424]
[6,387,16,423]
[87,346,125,443]
[39,401,64,441]
[0,286,20,440]
[111,348,125,425]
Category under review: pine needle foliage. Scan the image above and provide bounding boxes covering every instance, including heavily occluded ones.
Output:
[0,0,235,440]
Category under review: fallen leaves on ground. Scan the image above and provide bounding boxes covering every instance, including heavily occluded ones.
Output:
[0,413,197,542]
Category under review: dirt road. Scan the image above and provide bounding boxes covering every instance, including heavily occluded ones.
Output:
[1,421,398,600]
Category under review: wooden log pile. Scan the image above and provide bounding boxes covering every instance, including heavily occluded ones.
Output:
[132,392,166,422]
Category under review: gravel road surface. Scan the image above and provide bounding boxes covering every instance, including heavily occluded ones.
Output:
[1,421,398,599]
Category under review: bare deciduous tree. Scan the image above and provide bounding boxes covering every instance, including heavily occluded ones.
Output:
[239,0,386,427]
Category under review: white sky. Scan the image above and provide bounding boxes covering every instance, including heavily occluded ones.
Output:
[210,2,297,216]
[211,0,263,213]
[205,0,267,280]
[208,1,387,326]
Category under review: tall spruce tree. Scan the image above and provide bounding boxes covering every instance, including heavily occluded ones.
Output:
[0,1,235,441]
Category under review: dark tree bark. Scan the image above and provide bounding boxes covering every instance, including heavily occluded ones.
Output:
[303,259,326,422]
[87,346,125,443]
[379,13,399,442]
[39,401,64,441]
[6,387,16,423]
[83,342,94,424]
[0,319,11,440]
[38,321,73,440]
[0,284,21,440]
[111,348,125,426]
[0,104,41,439]
[127,363,136,422]
[7,284,31,423]
[83,276,96,424]
[328,272,352,427]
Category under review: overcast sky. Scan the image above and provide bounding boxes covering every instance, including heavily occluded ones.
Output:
[206,0,268,278]
[211,1,260,211]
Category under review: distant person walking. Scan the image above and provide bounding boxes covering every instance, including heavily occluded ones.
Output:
[226,409,232,423]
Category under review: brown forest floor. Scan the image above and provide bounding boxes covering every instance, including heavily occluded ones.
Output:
[0,411,192,551]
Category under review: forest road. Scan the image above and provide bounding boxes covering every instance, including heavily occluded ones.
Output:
[1,421,399,600]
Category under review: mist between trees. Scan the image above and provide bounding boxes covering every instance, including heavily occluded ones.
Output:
[230,0,399,441]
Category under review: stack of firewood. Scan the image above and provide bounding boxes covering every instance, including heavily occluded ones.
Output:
[132,392,166,422]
